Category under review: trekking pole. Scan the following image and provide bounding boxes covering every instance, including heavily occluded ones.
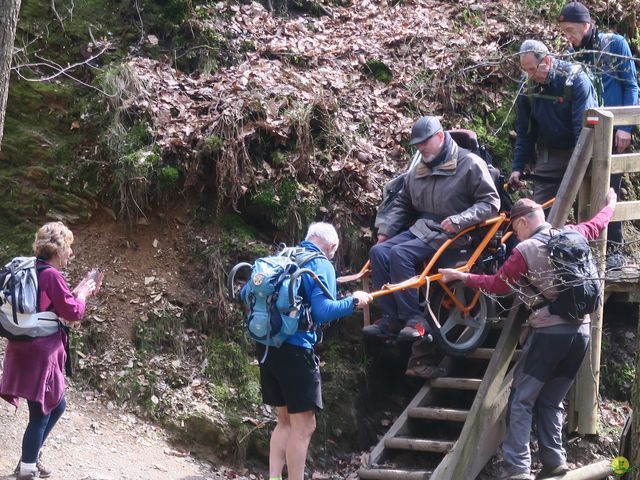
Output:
[227,262,252,300]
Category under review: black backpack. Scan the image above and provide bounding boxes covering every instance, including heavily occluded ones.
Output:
[531,229,602,322]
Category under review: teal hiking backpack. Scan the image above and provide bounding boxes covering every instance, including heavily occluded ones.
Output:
[228,246,334,360]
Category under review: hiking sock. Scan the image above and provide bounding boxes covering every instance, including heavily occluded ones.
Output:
[268,477,283,480]
[20,462,37,475]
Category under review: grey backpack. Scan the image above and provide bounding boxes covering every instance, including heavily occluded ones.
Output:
[0,257,60,341]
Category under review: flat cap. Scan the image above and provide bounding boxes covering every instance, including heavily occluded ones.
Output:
[409,116,442,146]
[558,2,591,23]
[510,198,543,221]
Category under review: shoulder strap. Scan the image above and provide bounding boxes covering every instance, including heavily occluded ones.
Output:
[524,226,556,309]
[34,259,52,312]
[561,64,585,104]
[294,248,326,268]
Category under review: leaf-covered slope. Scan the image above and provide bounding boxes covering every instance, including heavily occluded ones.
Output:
[121,0,539,217]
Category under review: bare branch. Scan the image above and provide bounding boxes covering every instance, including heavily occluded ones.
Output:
[50,0,65,31]
[11,44,111,81]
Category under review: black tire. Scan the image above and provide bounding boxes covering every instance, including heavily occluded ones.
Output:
[424,281,493,357]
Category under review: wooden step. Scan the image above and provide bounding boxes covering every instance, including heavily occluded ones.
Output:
[359,468,431,480]
[431,377,482,390]
[385,437,455,453]
[465,348,521,360]
[408,406,469,422]
[464,347,494,359]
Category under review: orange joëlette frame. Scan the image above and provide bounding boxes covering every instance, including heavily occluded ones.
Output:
[337,197,554,315]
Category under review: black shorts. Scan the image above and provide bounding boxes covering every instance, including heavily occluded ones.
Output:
[256,342,322,413]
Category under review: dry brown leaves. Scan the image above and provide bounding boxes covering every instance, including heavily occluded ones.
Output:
[121,0,611,216]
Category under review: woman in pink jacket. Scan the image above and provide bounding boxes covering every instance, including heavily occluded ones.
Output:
[1,222,103,479]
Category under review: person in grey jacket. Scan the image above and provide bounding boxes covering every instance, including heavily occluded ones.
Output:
[364,116,500,339]
[439,190,617,480]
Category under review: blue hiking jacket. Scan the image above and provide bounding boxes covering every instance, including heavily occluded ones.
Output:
[571,29,638,134]
[512,59,598,173]
[287,240,354,349]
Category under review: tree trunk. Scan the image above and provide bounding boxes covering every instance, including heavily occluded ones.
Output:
[0,0,21,150]
[632,330,639,479]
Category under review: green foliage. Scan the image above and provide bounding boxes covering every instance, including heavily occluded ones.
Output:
[270,150,287,167]
[240,40,256,53]
[98,64,149,112]
[522,0,564,16]
[461,7,483,28]
[249,180,321,234]
[158,166,180,190]
[315,341,365,448]
[98,63,185,220]
[205,338,261,407]
[363,59,393,84]
[466,103,516,172]
[601,361,636,401]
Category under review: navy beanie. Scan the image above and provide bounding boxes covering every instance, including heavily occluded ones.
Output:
[558,2,591,23]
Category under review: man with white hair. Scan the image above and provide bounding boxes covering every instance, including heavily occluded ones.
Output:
[509,39,597,203]
[256,222,372,480]
[439,190,617,480]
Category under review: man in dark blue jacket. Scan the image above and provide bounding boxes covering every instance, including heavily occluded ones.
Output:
[251,222,372,480]
[508,39,598,203]
[558,1,639,268]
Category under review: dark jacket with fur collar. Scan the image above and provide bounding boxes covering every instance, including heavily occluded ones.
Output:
[377,141,500,248]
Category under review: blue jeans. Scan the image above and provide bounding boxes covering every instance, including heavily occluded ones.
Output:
[22,396,66,463]
[369,231,436,324]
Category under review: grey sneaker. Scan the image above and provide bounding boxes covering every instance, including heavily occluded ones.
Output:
[362,317,401,337]
[398,316,429,339]
[14,452,51,478]
[535,464,569,479]
[501,473,532,480]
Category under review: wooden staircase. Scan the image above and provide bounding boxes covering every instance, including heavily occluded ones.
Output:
[359,305,525,480]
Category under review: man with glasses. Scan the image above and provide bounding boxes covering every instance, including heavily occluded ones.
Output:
[508,39,597,203]
[365,116,500,339]
[439,190,617,480]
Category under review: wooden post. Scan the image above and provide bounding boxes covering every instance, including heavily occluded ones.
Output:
[547,127,594,228]
[430,124,596,480]
[429,302,525,480]
[568,109,614,434]
[362,278,371,326]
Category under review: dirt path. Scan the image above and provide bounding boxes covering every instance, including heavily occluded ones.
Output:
[0,384,231,480]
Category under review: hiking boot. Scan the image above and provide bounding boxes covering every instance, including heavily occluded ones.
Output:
[500,473,532,480]
[36,458,52,478]
[398,316,429,340]
[606,252,625,271]
[405,364,449,379]
[362,317,401,337]
[535,464,569,479]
